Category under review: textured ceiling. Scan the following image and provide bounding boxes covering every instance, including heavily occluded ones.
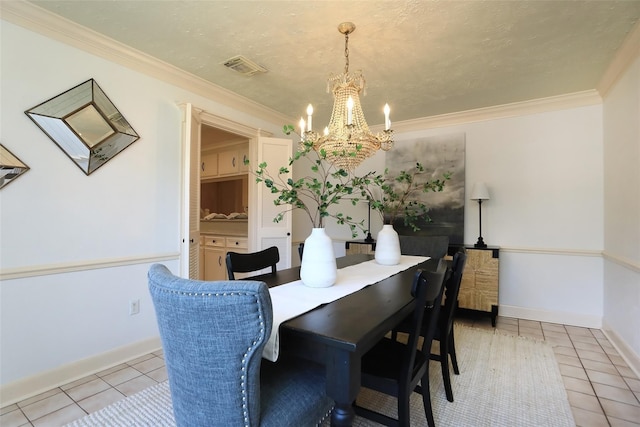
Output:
[27,0,640,128]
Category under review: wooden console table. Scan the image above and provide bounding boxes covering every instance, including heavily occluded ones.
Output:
[345,239,376,255]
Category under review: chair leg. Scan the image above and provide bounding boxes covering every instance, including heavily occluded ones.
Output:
[449,329,460,375]
[420,372,436,427]
[397,387,411,427]
[440,338,454,402]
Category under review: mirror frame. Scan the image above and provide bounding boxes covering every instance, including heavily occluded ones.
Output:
[0,144,30,189]
[25,79,140,175]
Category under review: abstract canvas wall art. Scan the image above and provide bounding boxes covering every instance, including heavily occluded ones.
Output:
[385,132,466,246]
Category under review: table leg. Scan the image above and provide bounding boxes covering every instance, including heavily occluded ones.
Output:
[331,405,354,426]
[326,348,360,427]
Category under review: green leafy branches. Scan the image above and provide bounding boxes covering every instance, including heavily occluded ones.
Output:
[254,139,365,238]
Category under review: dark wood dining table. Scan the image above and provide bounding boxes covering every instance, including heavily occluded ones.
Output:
[249,254,441,427]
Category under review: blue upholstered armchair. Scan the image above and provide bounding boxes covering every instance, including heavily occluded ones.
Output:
[148,264,333,427]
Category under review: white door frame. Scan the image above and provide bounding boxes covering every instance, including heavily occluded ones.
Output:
[180,106,273,275]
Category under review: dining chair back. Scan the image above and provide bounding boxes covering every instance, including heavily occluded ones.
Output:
[148,264,333,427]
[431,249,467,402]
[226,246,280,280]
[398,235,450,259]
[354,259,448,427]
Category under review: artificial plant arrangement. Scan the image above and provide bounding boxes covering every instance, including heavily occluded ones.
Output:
[353,163,451,232]
[253,125,366,238]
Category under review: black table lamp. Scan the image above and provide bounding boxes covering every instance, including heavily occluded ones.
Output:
[471,182,490,248]
[364,201,374,243]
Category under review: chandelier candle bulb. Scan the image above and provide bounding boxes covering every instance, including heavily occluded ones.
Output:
[306,104,313,131]
[324,127,329,136]
[384,104,391,130]
[299,118,306,140]
[347,96,354,125]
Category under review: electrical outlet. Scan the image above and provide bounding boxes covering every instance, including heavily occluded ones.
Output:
[129,299,140,315]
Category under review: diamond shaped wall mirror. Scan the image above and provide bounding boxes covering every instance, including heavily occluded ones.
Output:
[0,144,30,189]
[25,79,140,175]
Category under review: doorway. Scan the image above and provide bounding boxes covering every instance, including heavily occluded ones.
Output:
[180,104,293,279]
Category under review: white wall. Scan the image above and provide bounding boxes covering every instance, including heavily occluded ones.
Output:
[313,104,605,327]
[0,20,281,398]
[602,54,640,368]
[4,11,637,402]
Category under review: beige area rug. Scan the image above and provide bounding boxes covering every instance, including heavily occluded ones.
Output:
[346,326,576,426]
[66,326,574,427]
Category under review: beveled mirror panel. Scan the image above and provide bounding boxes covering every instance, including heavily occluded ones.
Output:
[25,79,139,175]
[0,144,30,189]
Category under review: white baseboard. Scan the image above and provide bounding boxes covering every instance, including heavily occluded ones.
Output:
[602,321,640,380]
[499,304,603,329]
[0,337,162,407]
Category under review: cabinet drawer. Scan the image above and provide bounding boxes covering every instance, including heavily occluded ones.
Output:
[202,235,225,247]
[226,237,248,249]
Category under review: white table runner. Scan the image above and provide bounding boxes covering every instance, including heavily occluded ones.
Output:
[263,255,429,361]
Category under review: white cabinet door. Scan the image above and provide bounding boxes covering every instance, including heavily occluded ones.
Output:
[255,137,292,270]
[201,152,218,178]
[218,149,239,175]
[179,103,201,279]
[203,246,226,281]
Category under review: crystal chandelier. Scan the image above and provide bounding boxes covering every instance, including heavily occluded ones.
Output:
[299,22,393,170]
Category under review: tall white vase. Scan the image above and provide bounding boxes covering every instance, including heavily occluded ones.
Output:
[375,224,401,265]
[300,228,337,288]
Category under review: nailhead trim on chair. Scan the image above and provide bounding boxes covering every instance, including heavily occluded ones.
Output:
[154,287,267,427]
[315,406,335,426]
[241,295,265,427]
[152,289,262,301]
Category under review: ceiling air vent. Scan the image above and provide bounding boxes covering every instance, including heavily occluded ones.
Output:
[222,55,267,76]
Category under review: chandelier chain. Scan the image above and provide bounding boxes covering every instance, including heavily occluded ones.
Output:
[344,33,350,74]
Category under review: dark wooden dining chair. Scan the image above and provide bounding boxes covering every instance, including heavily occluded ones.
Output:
[431,250,467,402]
[226,246,280,280]
[398,235,450,259]
[353,260,448,427]
[392,250,467,404]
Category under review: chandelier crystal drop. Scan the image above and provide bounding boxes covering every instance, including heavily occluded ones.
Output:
[299,22,393,170]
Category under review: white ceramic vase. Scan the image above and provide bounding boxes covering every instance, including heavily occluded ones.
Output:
[300,228,337,288]
[375,224,401,265]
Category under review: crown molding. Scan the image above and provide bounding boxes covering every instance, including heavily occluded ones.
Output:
[597,20,640,97]
[373,90,603,134]
[3,1,608,134]
[0,1,290,126]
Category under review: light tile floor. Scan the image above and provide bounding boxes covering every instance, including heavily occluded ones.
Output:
[2,316,639,427]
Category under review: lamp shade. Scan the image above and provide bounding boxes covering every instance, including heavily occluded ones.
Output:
[470,182,490,200]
